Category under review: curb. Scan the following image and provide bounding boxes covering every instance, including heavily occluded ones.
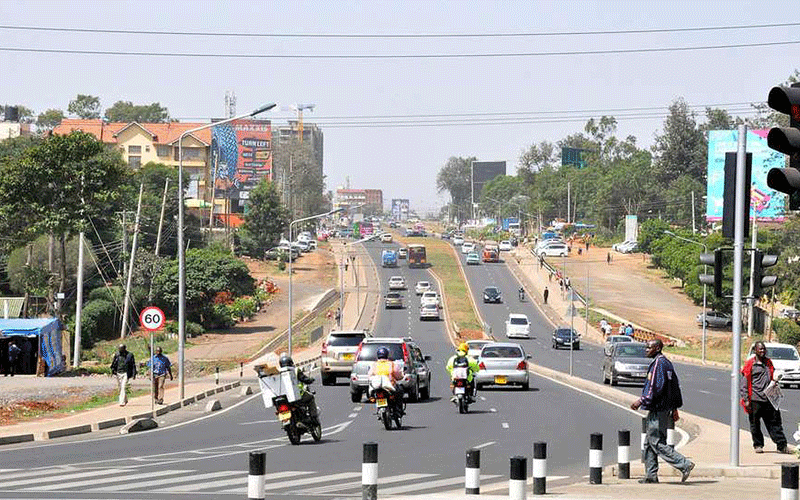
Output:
[0,380,242,446]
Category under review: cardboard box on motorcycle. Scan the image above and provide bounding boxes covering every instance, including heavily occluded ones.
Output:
[255,364,299,408]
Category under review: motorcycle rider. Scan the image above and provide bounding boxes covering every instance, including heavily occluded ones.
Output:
[279,353,319,420]
[446,342,480,402]
[518,287,525,301]
[367,347,405,414]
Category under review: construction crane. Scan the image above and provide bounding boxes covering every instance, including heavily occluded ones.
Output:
[282,103,315,141]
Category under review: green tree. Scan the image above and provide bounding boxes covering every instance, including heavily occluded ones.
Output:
[242,178,288,256]
[272,137,326,219]
[480,175,522,218]
[104,101,170,123]
[68,94,101,119]
[36,109,65,132]
[436,156,476,222]
[651,98,707,186]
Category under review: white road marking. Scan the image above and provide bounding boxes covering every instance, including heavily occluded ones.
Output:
[348,413,358,418]
[238,419,276,425]
[221,471,362,494]
[169,470,313,493]
[380,475,502,494]
[83,470,234,492]
[490,408,497,413]
[1,469,129,488]
[474,441,496,449]
[296,473,436,494]
[353,406,362,411]
[501,422,509,428]
[479,396,486,401]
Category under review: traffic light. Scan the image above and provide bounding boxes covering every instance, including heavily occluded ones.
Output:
[699,249,723,298]
[753,250,779,298]
[766,83,800,210]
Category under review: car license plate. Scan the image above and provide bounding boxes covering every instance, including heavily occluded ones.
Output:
[377,398,388,407]
[454,387,465,394]
[342,353,354,360]
[495,376,507,385]
[635,372,647,378]
[278,411,291,422]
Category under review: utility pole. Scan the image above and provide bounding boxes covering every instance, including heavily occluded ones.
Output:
[747,216,758,337]
[120,184,144,338]
[149,178,170,305]
[73,233,85,368]
[567,182,571,224]
[730,124,747,467]
[121,211,128,278]
[691,191,696,234]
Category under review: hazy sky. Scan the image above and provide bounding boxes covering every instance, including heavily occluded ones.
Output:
[1,0,798,214]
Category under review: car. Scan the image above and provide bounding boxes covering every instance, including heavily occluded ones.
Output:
[415,281,432,295]
[552,327,580,350]
[295,240,311,252]
[466,252,481,265]
[483,286,502,303]
[499,240,513,252]
[602,342,651,386]
[474,342,530,390]
[388,276,406,290]
[696,311,732,328]
[453,235,465,246]
[747,342,800,388]
[603,334,634,355]
[440,231,452,240]
[308,240,318,250]
[466,339,493,358]
[398,247,408,259]
[505,313,531,339]
[534,239,566,254]
[538,243,569,257]
[380,233,393,243]
[613,240,638,253]
[419,303,441,321]
[321,330,370,385]
[461,242,476,254]
[420,290,441,308]
[384,291,403,309]
[780,308,800,320]
[349,337,432,402]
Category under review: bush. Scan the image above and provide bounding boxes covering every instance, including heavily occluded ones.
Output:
[773,318,800,346]
[163,320,205,338]
[230,297,257,321]
[79,299,118,348]
[208,303,236,329]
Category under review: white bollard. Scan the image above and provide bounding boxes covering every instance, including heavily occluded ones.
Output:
[589,433,603,484]
[362,442,378,500]
[533,442,547,495]
[248,451,265,500]
[509,456,527,500]
[782,463,799,500]
[465,448,480,495]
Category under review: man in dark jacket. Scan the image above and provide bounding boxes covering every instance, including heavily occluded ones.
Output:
[740,341,790,454]
[110,344,136,406]
[631,339,694,483]
[7,341,21,376]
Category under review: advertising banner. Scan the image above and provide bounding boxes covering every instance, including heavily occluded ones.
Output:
[391,199,410,220]
[706,130,786,221]
[210,119,272,205]
[471,161,506,203]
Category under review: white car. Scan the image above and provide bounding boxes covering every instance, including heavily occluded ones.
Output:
[308,240,318,250]
[747,342,800,388]
[453,235,465,246]
[388,276,406,290]
[461,242,476,254]
[380,233,393,243]
[499,240,513,251]
[420,291,441,308]
[613,240,638,253]
[419,303,441,321]
[466,340,493,358]
[415,281,432,295]
[505,313,531,339]
[535,239,565,251]
[538,243,569,257]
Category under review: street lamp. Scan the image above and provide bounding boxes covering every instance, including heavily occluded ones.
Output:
[177,102,276,398]
[664,230,708,363]
[288,208,344,357]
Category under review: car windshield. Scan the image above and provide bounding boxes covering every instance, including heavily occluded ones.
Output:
[556,329,576,338]
[468,341,490,348]
[610,337,632,343]
[327,334,365,347]
[417,282,429,287]
[359,343,405,361]
[482,346,523,358]
[616,345,648,357]
[510,317,528,325]
[485,288,499,294]
[767,347,800,361]
[386,292,401,298]
[422,304,437,310]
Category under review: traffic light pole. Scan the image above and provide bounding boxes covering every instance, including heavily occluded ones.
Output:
[730,124,747,467]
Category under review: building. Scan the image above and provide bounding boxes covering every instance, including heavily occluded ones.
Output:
[333,189,367,211]
[364,189,383,215]
[0,122,32,139]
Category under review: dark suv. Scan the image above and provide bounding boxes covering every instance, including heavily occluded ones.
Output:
[349,337,432,403]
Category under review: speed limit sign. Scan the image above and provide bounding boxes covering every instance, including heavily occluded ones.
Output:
[140,306,165,331]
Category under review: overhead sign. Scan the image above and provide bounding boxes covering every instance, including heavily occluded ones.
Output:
[139,306,165,331]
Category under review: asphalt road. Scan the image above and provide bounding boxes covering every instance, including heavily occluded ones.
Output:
[0,239,647,499]
[453,243,800,430]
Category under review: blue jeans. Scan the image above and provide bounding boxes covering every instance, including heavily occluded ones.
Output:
[644,409,691,479]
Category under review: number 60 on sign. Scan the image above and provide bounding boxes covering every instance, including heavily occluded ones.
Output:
[140,306,165,331]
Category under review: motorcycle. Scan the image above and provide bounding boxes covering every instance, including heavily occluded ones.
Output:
[272,393,322,445]
[451,366,473,414]
[518,288,525,302]
[369,375,404,430]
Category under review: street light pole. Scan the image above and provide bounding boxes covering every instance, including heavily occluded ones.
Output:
[177,103,275,398]
[664,230,708,363]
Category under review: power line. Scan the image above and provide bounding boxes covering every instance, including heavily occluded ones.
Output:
[1,39,798,59]
[1,22,798,38]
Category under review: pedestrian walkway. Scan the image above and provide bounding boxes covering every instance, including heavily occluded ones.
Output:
[330,239,381,331]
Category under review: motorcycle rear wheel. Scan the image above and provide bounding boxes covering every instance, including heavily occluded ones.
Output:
[287,425,302,445]
[381,409,392,430]
[311,421,322,442]
[458,396,468,414]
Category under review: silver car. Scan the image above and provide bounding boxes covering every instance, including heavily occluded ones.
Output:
[419,303,440,321]
[603,335,634,355]
[474,342,530,390]
[321,330,370,385]
[696,311,732,328]
[349,337,432,403]
[602,342,651,386]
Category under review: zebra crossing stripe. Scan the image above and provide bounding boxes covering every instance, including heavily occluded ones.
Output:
[219,471,362,494]
[295,473,437,495]
[0,467,77,482]
[85,470,237,492]
[27,469,193,491]
[379,474,502,495]
[0,468,128,488]
[162,471,312,493]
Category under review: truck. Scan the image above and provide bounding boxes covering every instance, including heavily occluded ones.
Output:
[503,217,521,236]
[482,241,499,263]
[381,249,398,268]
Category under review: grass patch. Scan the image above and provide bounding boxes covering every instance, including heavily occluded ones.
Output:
[80,333,189,372]
[665,333,765,366]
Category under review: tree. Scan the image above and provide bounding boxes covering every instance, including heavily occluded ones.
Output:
[651,98,707,186]
[271,137,326,219]
[480,175,522,218]
[436,156,476,222]
[36,109,65,132]
[104,101,170,123]
[242,178,288,256]
[68,94,101,119]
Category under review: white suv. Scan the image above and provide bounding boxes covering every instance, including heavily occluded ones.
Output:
[415,281,431,295]
[321,330,370,385]
[420,291,441,308]
[388,276,406,290]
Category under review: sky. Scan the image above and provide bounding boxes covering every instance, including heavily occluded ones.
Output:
[1,0,798,215]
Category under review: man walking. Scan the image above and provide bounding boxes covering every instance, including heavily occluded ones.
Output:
[150,347,173,405]
[110,344,136,406]
[543,286,549,305]
[7,340,21,376]
[631,339,694,483]
[740,341,791,454]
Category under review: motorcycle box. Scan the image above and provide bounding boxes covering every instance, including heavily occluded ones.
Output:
[259,369,299,408]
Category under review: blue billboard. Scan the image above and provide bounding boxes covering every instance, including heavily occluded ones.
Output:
[706,130,786,222]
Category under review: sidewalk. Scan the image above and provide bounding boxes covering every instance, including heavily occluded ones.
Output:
[330,239,381,331]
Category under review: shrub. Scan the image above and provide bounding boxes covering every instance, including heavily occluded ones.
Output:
[230,297,257,321]
[163,320,205,338]
[773,318,800,347]
[208,303,236,329]
[79,299,118,348]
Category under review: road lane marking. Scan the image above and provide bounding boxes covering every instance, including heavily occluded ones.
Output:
[479,396,486,401]
[490,408,497,413]
[348,413,358,418]
[47,469,209,492]
[295,473,436,494]
[379,475,502,494]
[0,469,129,488]
[502,422,509,428]
[220,471,362,494]
[168,470,313,493]
[238,419,276,425]
[353,406,362,411]
[474,441,496,449]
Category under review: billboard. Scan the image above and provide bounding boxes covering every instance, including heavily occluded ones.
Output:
[210,119,272,208]
[471,161,506,204]
[706,130,785,222]
[391,199,410,220]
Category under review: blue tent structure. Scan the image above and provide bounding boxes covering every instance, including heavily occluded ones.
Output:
[0,318,64,376]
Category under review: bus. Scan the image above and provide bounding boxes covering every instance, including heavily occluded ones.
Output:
[407,244,427,268]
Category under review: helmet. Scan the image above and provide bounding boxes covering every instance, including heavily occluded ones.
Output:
[279,353,295,368]
[457,342,469,355]
[376,347,390,359]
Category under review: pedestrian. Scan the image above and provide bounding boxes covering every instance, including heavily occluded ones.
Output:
[564,277,571,290]
[623,323,633,337]
[631,339,695,483]
[21,339,33,374]
[600,318,609,337]
[548,271,553,282]
[740,341,792,454]
[618,323,626,335]
[7,340,20,376]
[585,240,590,252]
[110,344,136,406]
[335,307,342,326]
[543,287,549,305]
[149,346,173,405]
[607,252,612,265]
